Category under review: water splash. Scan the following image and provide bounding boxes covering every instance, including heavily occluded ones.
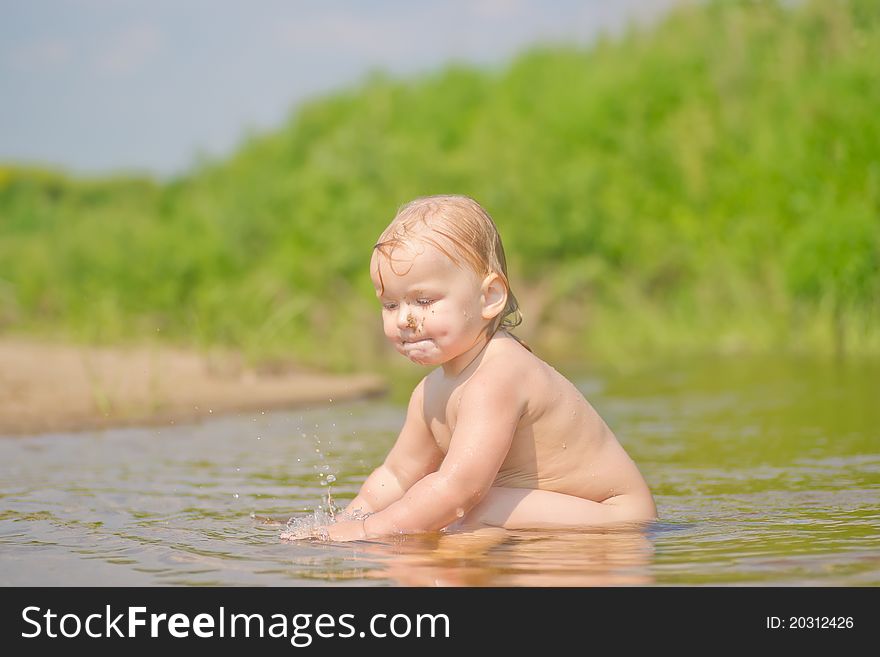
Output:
[280,424,348,541]
[281,507,334,541]
[281,487,361,541]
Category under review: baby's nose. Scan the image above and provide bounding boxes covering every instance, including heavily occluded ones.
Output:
[396,306,411,329]
[396,306,418,330]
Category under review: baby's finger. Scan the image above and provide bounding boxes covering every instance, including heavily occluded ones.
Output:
[279,529,309,541]
[280,524,329,541]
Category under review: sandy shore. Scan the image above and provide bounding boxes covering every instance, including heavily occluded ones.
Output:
[0,339,386,436]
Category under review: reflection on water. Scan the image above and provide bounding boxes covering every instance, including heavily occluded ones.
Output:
[0,355,878,586]
[349,527,656,587]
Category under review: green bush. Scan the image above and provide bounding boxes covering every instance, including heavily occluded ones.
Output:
[1,0,877,369]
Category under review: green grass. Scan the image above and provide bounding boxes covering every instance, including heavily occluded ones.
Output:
[1,0,878,372]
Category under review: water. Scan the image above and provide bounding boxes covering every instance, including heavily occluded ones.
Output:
[1,355,878,586]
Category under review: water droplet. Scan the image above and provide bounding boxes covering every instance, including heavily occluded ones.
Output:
[562,442,567,449]
[209,409,213,414]
[455,508,465,518]
[328,398,333,402]
[236,467,240,472]
[233,493,239,499]
[256,436,261,440]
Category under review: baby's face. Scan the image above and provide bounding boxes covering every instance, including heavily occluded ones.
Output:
[370,240,489,367]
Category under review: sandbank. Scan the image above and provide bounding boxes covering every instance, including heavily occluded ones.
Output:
[0,339,385,436]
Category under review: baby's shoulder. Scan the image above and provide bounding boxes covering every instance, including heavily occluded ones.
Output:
[472,336,547,390]
[492,332,546,367]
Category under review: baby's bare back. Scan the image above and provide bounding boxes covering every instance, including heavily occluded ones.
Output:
[425,333,651,505]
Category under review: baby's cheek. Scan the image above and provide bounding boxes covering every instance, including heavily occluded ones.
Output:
[419,315,434,335]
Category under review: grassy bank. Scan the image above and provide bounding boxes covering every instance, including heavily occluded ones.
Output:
[1,0,878,373]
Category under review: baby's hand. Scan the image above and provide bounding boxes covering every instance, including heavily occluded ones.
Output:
[322,519,367,542]
[279,519,367,543]
[279,524,323,541]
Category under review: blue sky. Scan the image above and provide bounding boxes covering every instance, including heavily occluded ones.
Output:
[1,0,674,178]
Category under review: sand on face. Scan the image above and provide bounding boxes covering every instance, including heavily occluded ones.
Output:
[0,339,386,436]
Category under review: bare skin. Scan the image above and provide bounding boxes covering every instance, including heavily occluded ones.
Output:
[282,237,656,542]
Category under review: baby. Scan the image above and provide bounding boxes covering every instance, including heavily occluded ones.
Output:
[284,195,656,542]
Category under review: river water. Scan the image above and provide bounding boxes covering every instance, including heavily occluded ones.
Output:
[1,355,877,586]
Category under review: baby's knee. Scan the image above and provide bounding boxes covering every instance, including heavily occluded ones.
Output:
[604,494,657,524]
[454,487,523,530]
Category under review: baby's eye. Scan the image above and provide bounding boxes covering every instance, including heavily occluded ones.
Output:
[382,302,398,311]
[415,298,434,306]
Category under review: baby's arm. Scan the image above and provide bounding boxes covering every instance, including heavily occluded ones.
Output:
[358,372,525,537]
[342,378,443,517]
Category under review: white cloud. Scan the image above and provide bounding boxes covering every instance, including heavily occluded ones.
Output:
[94,23,163,77]
[8,38,74,73]
[272,7,454,61]
[471,0,528,19]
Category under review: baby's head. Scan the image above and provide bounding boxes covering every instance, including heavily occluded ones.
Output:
[371,195,522,366]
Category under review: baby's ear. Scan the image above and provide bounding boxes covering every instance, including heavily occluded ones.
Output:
[480,273,508,321]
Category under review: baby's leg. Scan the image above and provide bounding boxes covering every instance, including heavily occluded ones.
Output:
[456,487,656,531]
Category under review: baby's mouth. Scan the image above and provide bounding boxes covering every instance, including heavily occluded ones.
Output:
[401,337,432,345]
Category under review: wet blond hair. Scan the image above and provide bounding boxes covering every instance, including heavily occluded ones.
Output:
[374,195,528,345]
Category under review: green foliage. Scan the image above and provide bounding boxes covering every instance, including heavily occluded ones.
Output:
[786,200,879,309]
[1,0,878,368]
